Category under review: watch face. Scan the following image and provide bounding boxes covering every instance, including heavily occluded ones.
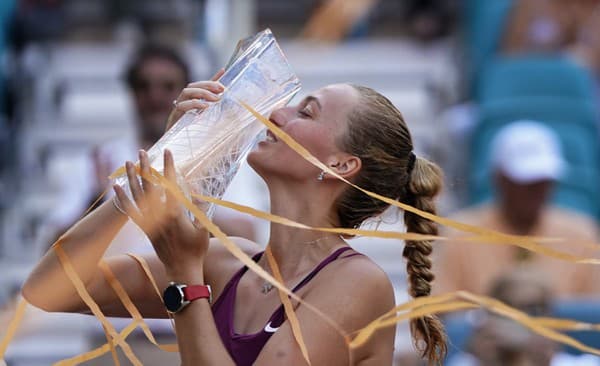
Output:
[163,285,184,313]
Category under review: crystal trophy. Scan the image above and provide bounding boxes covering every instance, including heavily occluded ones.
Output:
[114,29,301,218]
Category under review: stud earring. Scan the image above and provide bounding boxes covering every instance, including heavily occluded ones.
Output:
[317,171,326,181]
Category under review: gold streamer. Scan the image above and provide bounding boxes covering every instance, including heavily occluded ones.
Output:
[350,291,600,355]
[536,317,600,331]
[103,323,120,366]
[460,291,600,356]
[193,192,599,264]
[126,253,177,332]
[350,302,478,348]
[265,246,312,364]
[53,244,142,365]
[53,321,139,366]
[0,298,27,360]
[98,261,178,353]
[238,100,600,264]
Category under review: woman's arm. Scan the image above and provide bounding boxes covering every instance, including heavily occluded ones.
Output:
[22,74,225,315]
[22,198,130,312]
[167,267,236,365]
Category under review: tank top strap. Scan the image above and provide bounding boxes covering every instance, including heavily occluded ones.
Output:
[291,246,356,293]
[211,251,264,309]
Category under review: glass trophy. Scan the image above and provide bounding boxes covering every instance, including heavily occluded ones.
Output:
[114,29,301,218]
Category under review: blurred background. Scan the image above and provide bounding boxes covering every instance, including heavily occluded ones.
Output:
[0,0,599,365]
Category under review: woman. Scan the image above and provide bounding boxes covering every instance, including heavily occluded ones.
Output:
[22,77,446,365]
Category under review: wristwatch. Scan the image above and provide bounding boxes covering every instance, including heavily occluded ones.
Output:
[162,282,212,314]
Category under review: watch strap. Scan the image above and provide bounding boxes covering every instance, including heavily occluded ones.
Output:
[183,284,212,304]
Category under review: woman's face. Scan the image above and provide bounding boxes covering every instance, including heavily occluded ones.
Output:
[248,84,360,182]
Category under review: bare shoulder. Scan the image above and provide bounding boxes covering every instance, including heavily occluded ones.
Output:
[547,206,598,239]
[206,236,262,262]
[309,252,395,324]
[334,253,392,289]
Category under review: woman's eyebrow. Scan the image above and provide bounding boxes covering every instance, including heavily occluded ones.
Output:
[303,95,322,111]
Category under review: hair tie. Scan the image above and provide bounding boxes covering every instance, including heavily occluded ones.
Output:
[407,152,416,175]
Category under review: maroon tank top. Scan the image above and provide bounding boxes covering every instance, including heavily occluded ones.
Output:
[211,246,361,365]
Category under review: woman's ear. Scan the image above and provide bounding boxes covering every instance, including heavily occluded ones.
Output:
[327,154,361,179]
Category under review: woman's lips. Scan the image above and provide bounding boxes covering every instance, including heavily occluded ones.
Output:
[266,130,277,142]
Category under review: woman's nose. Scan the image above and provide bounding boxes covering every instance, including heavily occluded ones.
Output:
[268,107,291,127]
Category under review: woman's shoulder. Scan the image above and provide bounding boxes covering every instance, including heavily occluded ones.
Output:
[309,251,395,320]
[207,236,263,261]
[339,253,393,296]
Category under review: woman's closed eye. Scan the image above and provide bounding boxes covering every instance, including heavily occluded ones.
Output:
[297,105,314,118]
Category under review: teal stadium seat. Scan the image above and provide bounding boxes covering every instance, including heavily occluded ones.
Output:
[464,0,514,94]
[552,300,600,355]
[477,56,596,102]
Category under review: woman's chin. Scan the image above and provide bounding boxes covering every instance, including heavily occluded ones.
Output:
[247,150,263,172]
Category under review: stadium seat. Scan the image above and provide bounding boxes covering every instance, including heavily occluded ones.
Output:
[552,299,600,355]
[477,56,596,102]
[464,0,514,94]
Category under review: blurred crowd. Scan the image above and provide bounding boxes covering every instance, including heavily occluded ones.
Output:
[0,1,599,365]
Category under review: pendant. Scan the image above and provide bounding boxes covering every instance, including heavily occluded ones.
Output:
[261,282,274,294]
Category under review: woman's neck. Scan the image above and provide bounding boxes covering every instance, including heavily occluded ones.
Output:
[264,182,346,279]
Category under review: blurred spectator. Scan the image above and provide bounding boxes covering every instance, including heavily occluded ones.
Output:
[47,43,256,253]
[502,0,600,73]
[434,121,600,298]
[447,268,600,366]
[125,43,190,149]
[403,0,456,42]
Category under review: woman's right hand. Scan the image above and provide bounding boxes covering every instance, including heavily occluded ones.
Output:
[166,68,226,131]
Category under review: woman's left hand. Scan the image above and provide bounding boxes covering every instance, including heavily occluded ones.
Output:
[113,149,209,278]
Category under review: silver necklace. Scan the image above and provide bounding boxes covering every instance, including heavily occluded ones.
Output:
[260,236,342,295]
[261,282,275,294]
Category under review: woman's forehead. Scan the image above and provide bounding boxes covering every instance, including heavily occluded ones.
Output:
[310,84,360,114]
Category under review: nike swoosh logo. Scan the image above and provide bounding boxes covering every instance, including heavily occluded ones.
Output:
[264,322,279,333]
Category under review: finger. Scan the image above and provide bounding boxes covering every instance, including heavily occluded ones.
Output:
[139,150,157,200]
[179,87,221,102]
[174,99,209,114]
[163,149,179,212]
[113,184,144,225]
[185,80,225,94]
[126,161,146,212]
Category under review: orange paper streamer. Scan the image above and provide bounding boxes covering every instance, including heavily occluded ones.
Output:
[0,298,27,360]
[265,246,312,364]
[53,321,139,366]
[53,244,142,365]
[99,261,178,353]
